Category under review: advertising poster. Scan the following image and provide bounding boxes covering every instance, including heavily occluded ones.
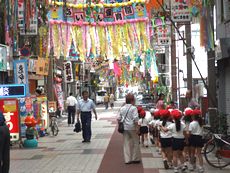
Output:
[0,99,20,141]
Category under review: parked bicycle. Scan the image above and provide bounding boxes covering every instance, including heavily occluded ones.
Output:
[203,133,230,168]
[49,109,59,136]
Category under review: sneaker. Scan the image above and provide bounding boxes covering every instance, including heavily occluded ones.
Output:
[174,167,179,173]
[181,166,187,172]
[163,160,169,169]
[198,167,204,173]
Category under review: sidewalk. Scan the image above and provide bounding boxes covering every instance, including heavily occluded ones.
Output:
[10,110,230,173]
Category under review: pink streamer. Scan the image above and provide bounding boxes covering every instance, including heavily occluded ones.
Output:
[49,18,149,26]
[113,61,122,77]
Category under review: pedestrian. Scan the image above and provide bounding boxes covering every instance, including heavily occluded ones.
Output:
[66,92,77,126]
[76,90,98,143]
[188,109,204,173]
[185,90,200,109]
[0,112,10,173]
[104,93,109,109]
[158,109,173,169]
[156,93,165,110]
[161,109,187,173]
[117,93,141,164]
[109,93,115,109]
[138,110,149,147]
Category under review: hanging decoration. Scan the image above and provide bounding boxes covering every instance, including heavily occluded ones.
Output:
[47,1,150,60]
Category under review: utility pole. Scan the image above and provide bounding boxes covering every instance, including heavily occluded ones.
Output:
[185,22,192,92]
[171,25,177,101]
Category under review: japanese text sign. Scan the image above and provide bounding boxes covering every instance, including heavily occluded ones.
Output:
[0,84,26,98]
[0,99,19,141]
[171,0,191,22]
[13,59,29,95]
[63,61,74,83]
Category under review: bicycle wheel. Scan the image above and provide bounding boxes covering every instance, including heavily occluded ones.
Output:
[51,121,59,136]
[204,139,230,168]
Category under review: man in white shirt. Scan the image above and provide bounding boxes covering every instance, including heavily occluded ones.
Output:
[66,93,77,126]
[77,91,97,143]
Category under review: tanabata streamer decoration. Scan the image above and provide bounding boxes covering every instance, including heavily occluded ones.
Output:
[47,0,150,61]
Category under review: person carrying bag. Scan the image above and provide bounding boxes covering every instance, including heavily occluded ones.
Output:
[117,93,141,164]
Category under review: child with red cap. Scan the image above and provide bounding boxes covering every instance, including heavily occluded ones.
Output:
[161,109,187,173]
[188,109,204,173]
[158,109,173,169]
[138,110,149,147]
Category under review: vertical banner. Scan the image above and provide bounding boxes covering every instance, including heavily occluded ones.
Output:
[18,98,27,137]
[0,99,20,141]
[63,61,74,83]
[53,83,64,110]
[75,63,79,81]
[171,0,191,22]
[37,97,48,129]
[13,59,29,95]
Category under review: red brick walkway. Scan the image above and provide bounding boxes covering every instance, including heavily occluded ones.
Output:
[97,119,144,173]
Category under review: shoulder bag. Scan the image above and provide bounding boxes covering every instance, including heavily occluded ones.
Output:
[118,105,131,134]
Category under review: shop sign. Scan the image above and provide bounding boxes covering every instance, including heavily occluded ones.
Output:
[37,97,48,129]
[36,57,49,76]
[13,59,29,95]
[48,101,57,112]
[0,84,26,98]
[63,61,74,83]
[171,0,191,22]
[0,99,19,141]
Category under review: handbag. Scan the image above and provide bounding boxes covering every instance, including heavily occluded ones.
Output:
[118,106,131,134]
[73,119,81,133]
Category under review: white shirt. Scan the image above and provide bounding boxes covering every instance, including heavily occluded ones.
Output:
[77,98,96,112]
[66,96,77,106]
[189,121,203,136]
[118,104,139,130]
[138,117,149,127]
[167,122,186,139]
[159,121,172,138]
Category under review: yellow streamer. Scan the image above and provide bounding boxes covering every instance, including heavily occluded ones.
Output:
[108,26,117,58]
[89,26,96,56]
[135,23,142,51]
[139,22,150,51]
[52,24,61,58]
[98,26,105,56]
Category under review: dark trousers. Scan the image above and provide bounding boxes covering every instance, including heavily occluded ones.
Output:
[80,112,92,141]
[67,106,76,124]
[0,125,10,173]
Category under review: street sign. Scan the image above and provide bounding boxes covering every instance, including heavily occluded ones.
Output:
[0,84,26,98]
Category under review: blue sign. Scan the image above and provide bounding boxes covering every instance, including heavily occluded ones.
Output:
[0,84,26,98]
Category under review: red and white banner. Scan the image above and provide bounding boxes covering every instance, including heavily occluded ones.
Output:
[53,83,64,110]
[0,99,19,141]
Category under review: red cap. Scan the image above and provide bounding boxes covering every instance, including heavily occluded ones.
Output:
[139,110,146,118]
[184,107,193,116]
[171,109,182,119]
[159,109,170,117]
[192,109,202,116]
[154,109,160,117]
[137,106,143,114]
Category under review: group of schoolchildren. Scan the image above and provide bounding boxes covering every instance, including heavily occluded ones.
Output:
[136,106,205,173]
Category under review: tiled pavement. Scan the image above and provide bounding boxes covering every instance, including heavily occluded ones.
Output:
[10,107,230,173]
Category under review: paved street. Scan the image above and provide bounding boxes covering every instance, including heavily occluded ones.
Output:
[10,100,230,173]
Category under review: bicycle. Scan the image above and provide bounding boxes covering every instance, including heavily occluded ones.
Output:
[203,133,230,168]
[49,111,59,136]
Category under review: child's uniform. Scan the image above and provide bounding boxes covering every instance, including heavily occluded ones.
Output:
[167,121,186,151]
[188,121,204,148]
[159,121,173,148]
[138,117,149,135]
[138,117,149,146]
